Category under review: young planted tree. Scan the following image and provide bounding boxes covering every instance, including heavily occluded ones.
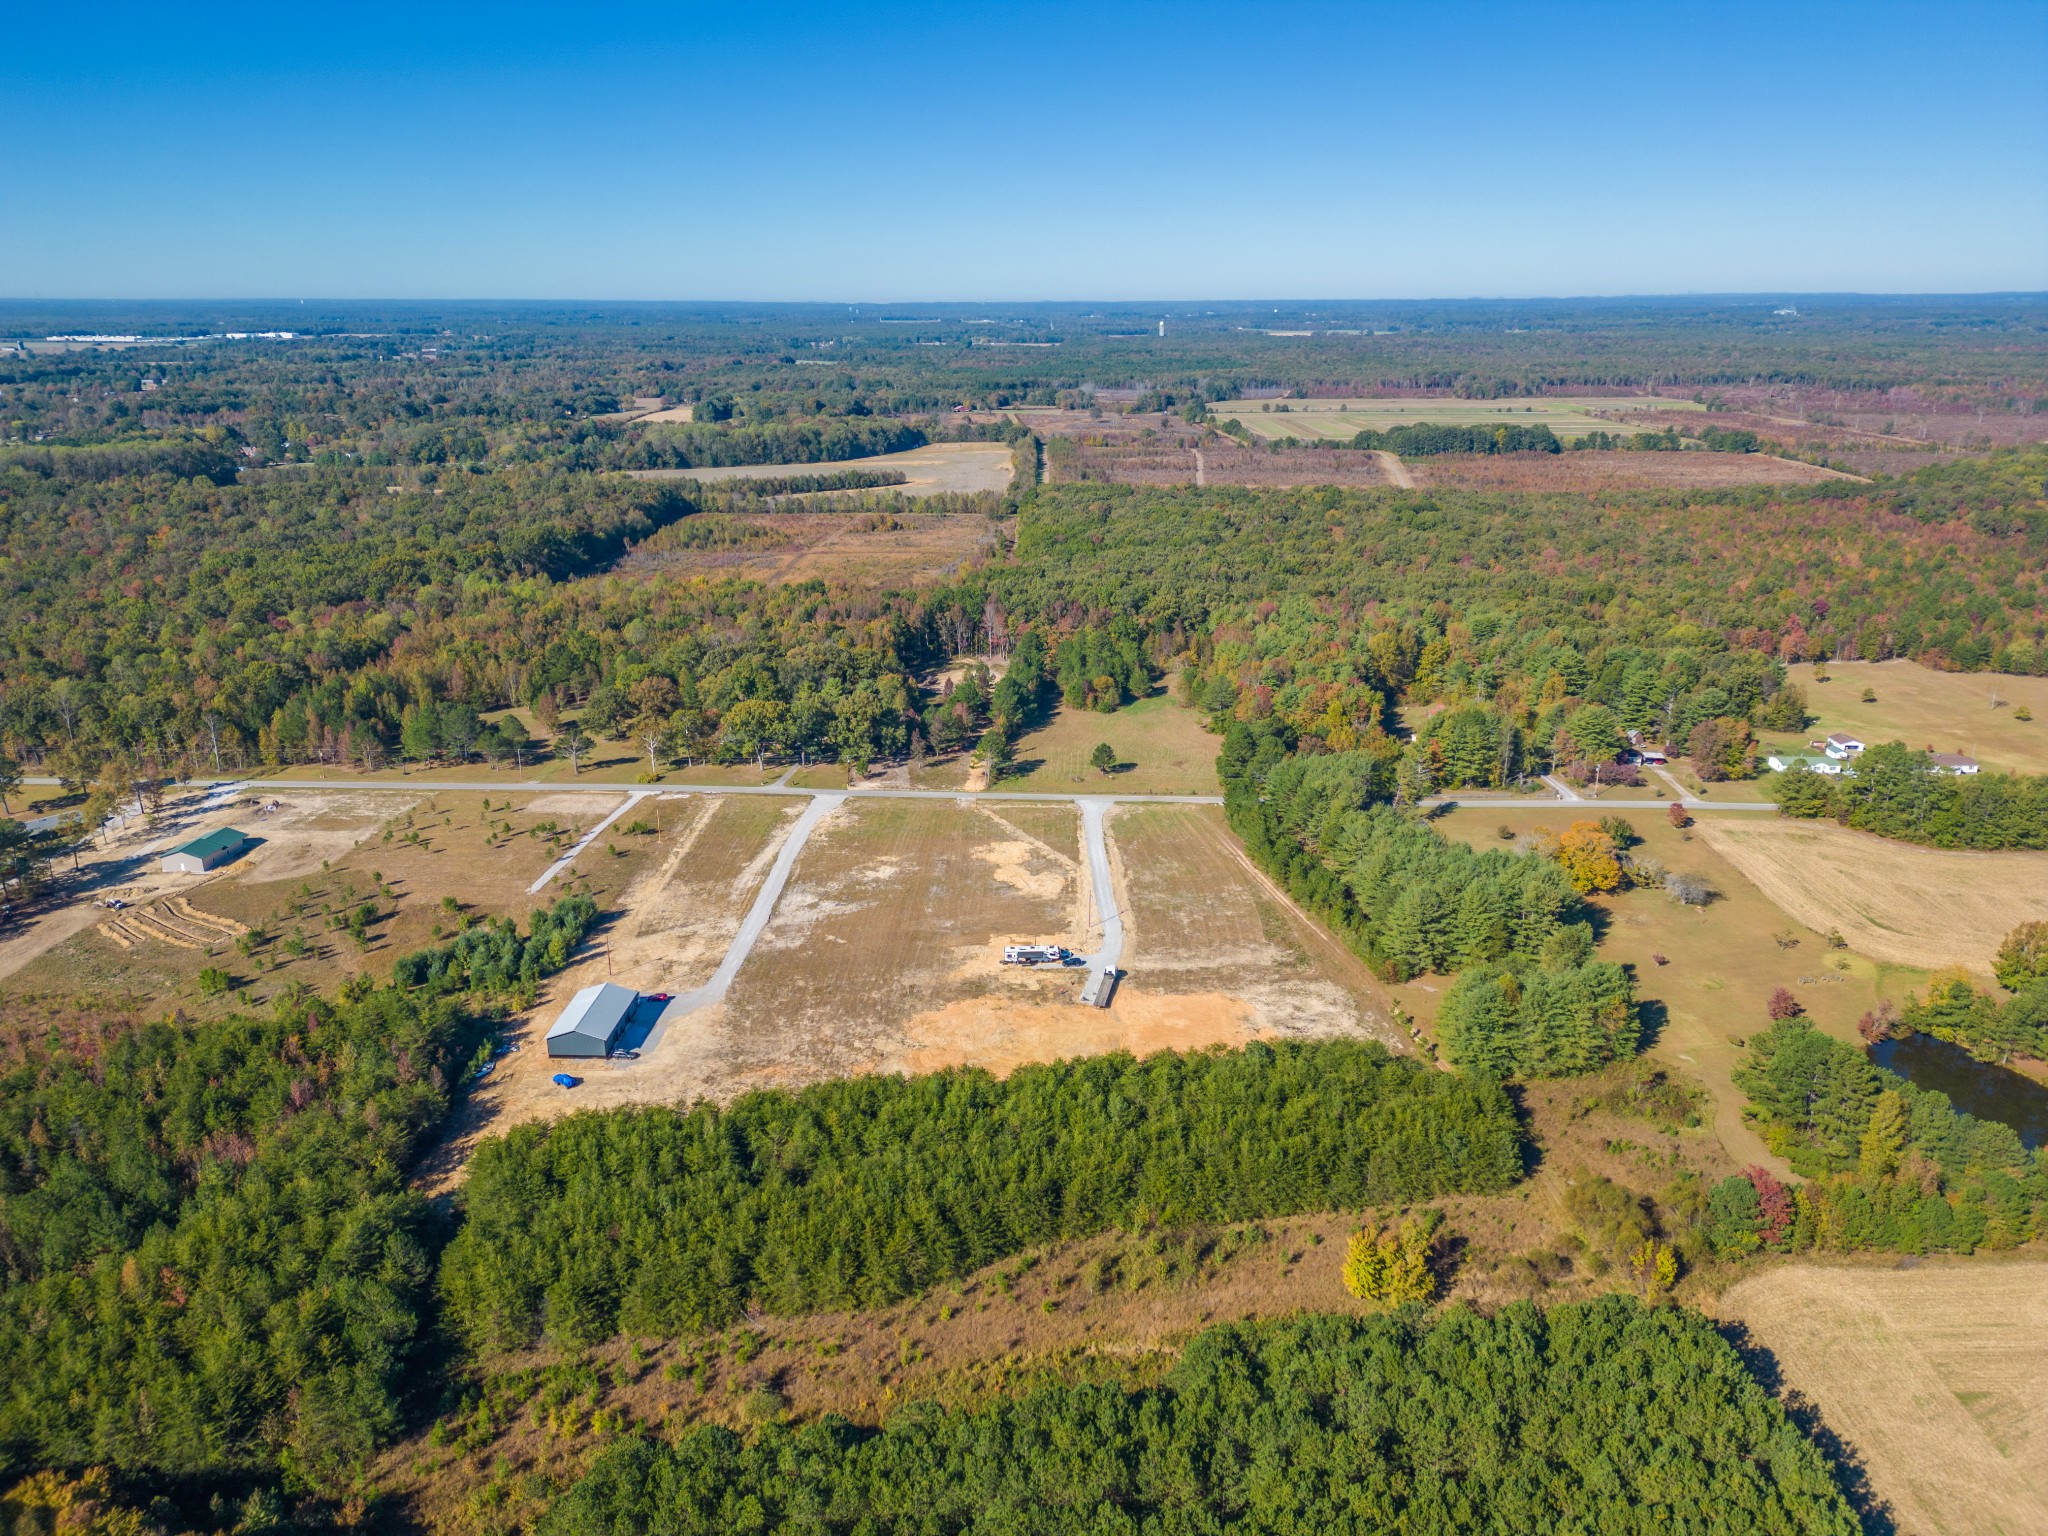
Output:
[1090,741,1117,775]
[1341,1212,1441,1306]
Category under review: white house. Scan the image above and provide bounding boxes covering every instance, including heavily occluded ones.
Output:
[1929,752,1980,775]
[1767,753,1844,776]
[1822,733,1865,759]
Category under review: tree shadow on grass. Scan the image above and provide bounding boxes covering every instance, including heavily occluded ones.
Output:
[1716,1321,1898,1536]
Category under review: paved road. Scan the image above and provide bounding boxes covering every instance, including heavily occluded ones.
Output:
[109,776,1229,807]
[1076,797,1124,974]
[527,789,654,894]
[643,792,845,1047]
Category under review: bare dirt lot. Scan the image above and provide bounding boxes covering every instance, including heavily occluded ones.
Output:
[1694,816,2048,977]
[1407,450,1856,491]
[1717,1260,2048,1536]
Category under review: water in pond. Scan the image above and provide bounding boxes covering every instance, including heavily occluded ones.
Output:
[1869,1033,2048,1150]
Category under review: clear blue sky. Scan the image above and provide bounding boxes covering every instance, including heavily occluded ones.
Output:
[3,0,2043,300]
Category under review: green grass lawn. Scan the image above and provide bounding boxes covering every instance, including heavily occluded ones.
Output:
[997,692,1221,796]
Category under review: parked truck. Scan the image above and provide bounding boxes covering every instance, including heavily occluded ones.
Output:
[1002,943,1068,966]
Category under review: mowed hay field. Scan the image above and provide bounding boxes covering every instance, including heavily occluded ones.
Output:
[1781,659,2048,775]
[1113,802,1402,1047]
[622,441,1015,495]
[1694,816,2048,976]
[1719,1262,2048,1536]
[629,508,1002,588]
[1000,692,1222,796]
[1207,395,1702,442]
[1428,806,1927,1171]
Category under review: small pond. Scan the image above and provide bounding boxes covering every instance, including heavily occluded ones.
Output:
[1869,1033,2048,1151]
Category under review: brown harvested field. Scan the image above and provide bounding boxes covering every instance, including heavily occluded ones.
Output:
[1052,440,1397,489]
[1113,802,1404,1048]
[0,789,667,1024]
[1779,659,2048,776]
[622,440,1015,495]
[1717,1261,2048,1536]
[1408,450,1857,491]
[1694,816,2048,977]
[1427,806,1928,1171]
[624,507,1002,587]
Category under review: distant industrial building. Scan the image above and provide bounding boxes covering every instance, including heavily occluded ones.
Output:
[545,982,639,1058]
[160,827,251,875]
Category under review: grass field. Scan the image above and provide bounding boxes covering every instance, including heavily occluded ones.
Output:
[1426,806,1928,1170]
[1693,816,2048,976]
[1777,660,2048,774]
[1408,450,1852,490]
[998,692,1222,796]
[622,441,1014,495]
[1208,395,1704,442]
[1719,1261,2048,1536]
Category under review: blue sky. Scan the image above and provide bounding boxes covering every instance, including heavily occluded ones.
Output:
[3,0,2043,300]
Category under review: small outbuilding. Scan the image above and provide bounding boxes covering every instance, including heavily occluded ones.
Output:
[1823,733,1865,759]
[545,982,639,1058]
[161,827,252,875]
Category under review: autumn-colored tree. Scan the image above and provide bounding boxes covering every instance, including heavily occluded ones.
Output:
[1766,986,1803,1020]
[1859,1089,1908,1178]
[1994,919,2048,992]
[1666,801,1690,830]
[1742,1165,1793,1246]
[1552,821,1624,893]
[1628,1237,1679,1299]
[1342,1212,1441,1306]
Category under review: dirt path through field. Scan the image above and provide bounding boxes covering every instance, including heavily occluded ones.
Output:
[1372,450,1415,488]
[1717,1261,2048,1536]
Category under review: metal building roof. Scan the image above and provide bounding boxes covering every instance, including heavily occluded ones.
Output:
[544,982,637,1049]
[167,827,249,860]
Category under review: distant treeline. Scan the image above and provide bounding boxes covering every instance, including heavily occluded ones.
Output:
[0,437,241,485]
[540,1302,1860,1536]
[689,468,909,497]
[438,1041,1523,1349]
[1777,742,2048,850]
[584,420,926,472]
[1348,422,1563,455]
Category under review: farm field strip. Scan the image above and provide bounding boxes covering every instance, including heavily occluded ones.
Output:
[1208,395,1705,441]
[618,441,1014,495]
[1718,1263,2048,1536]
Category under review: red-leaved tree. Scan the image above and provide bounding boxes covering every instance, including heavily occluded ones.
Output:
[1767,986,1803,1020]
[1743,1165,1794,1247]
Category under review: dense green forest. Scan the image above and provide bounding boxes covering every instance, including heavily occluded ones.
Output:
[439,1041,1521,1350]
[0,895,595,1489]
[540,1301,1859,1536]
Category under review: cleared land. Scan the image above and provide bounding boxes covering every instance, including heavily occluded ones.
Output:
[1428,805,1927,1171]
[626,507,1002,587]
[1408,450,1853,491]
[621,441,1014,496]
[1112,802,1402,1049]
[1778,660,2048,775]
[0,789,665,1024]
[1049,440,1396,489]
[1718,1261,2048,1536]
[996,693,1223,796]
[1208,395,1704,442]
[1694,816,2048,977]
